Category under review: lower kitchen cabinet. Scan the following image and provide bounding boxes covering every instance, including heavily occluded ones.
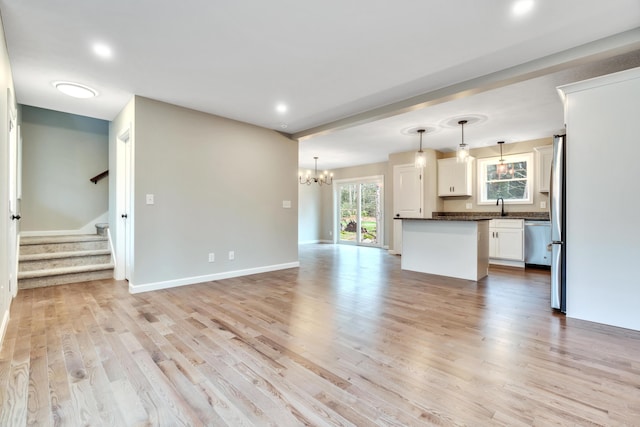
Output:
[489,219,524,267]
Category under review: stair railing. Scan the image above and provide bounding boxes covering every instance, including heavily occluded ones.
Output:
[90,170,108,184]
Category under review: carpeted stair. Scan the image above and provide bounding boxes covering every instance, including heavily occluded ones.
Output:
[18,234,114,289]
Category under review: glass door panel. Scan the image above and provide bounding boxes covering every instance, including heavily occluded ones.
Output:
[337,179,383,247]
[339,183,358,243]
[360,183,380,245]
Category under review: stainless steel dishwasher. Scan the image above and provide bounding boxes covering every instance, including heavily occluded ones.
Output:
[525,220,551,267]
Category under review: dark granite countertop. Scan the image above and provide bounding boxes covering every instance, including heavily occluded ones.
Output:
[432,211,550,221]
[395,216,492,221]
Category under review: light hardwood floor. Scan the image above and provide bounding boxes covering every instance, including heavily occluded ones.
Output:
[1,244,639,426]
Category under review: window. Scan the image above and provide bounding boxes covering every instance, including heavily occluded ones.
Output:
[477,152,533,204]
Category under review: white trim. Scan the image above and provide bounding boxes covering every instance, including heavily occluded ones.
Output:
[489,259,525,268]
[128,261,301,294]
[107,227,116,266]
[20,211,109,237]
[298,240,322,245]
[0,308,9,350]
[557,66,640,97]
[477,152,534,205]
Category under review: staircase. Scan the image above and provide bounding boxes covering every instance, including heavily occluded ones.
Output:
[18,234,114,289]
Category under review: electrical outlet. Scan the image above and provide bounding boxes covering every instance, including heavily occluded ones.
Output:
[228,251,235,260]
[146,194,154,205]
[208,253,215,262]
[540,201,547,209]
[465,203,473,210]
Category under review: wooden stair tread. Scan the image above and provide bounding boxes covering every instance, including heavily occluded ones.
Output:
[18,263,114,279]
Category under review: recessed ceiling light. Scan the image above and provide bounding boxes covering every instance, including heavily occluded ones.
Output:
[276,103,288,114]
[512,0,534,16]
[53,81,98,98]
[92,43,112,59]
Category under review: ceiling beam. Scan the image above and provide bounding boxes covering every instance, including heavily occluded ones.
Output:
[292,28,640,142]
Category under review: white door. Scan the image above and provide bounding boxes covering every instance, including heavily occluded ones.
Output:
[393,164,423,218]
[116,127,133,281]
[7,103,18,297]
[393,164,423,254]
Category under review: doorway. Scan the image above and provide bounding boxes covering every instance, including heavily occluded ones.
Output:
[337,176,383,247]
[115,126,133,281]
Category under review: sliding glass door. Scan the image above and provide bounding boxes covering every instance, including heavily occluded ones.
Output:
[337,177,383,247]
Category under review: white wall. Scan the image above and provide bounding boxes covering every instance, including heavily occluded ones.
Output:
[0,16,17,346]
[20,106,109,232]
[298,184,322,243]
[561,67,640,331]
[125,96,298,291]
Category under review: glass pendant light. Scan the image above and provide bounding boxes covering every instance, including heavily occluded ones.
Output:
[414,129,426,168]
[456,120,469,163]
[496,141,508,175]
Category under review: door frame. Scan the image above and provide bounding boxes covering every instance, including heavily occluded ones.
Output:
[115,125,134,281]
[334,175,384,248]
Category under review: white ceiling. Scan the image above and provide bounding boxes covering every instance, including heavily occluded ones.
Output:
[1,0,639,169]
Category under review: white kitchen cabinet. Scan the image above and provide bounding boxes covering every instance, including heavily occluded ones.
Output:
[534,145,553,193]
[437,157,473,197]
[489,219,524,266]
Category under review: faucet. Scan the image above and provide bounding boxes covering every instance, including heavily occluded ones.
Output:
[496,197,506,216]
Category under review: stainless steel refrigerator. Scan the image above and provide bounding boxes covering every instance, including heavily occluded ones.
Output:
[550,134,566,312]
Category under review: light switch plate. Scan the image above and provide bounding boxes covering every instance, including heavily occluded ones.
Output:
[146,194,154,205]
[282,200,292,208]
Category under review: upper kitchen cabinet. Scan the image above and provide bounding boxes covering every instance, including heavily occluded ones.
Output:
[534,145,553,193]
[437,157,474,197]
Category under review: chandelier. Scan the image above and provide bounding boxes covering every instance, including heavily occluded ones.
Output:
[299,157,333,186]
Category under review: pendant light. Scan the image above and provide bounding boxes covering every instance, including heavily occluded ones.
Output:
[456,120,469,163]
[299,157,333,186]
[496,141,508,175]
[414,129,426,168]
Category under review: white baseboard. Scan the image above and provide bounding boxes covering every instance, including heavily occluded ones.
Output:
[129,261,300,294]
[299,240,335,245]
[489,259,525,268]
[21,211,109,237]
[0,308,9,350]
[388,249,401,255]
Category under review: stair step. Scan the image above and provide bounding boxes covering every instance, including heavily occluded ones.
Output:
[18,233,114,289]
[18,267,114,290]
[18,263,115,280]
[19,250,112,272]
[20,234,108,255]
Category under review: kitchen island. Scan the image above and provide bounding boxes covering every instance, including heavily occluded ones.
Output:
[399,217,490,281]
